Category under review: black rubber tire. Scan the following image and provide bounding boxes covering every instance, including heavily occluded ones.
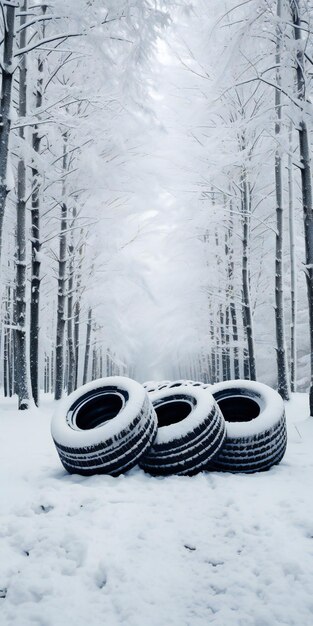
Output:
[206,380,287,473]
[139,385,226,476]
[51,376,157,476]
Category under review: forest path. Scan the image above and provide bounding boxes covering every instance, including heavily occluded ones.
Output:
[0,394,313,626]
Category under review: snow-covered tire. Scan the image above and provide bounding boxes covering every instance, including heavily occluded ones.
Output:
[207,380,287,473]
[139,385,226,476]
[166,380,211,390]
[143,380,211,393]
[142,380,162,393]
[51,376,157,476]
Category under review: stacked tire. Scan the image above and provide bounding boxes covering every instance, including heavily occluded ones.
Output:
[51,377,157,476]
[139,385,226,476]
[143,379,211,392]
[206,380,287,473]
[51,376,287,476]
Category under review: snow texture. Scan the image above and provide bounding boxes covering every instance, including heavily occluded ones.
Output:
[211,380,285,438]
[1,393,313,626]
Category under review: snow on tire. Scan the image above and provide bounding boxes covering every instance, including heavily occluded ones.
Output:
[206,380,287,473]
[142,380,162,393]
[139,385,226,476]
[51,376,157,476]
[143,380,211,392]
[166,380,211,390]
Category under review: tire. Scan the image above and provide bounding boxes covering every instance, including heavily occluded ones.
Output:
[144,380,211,392]
[139,385,226,476]
[206,380,287,473]
[51,376,157,476]
[142,380,161,393]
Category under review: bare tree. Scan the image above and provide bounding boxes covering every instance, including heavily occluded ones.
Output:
[289,0,313,412]
[30,5,46,406]
[0,1,17,258]
[288,122,297,391]
[15,0,30,410]
[83,307,92,385]
[274,0,290,400]
[54,135,68,400]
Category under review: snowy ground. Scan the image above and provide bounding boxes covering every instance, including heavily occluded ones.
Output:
[1,393,313,626]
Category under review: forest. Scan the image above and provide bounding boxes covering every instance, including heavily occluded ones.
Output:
[2,2,313,625]
[0,0,312,411]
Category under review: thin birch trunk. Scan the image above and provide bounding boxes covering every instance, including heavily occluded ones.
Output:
[50,346,54,393]
[242,322,250,379]
[107,349,112,376]
[54,136,68,400]
[7,286,13,396]
[83,307,92,385]
[15,2,30,410]
[0,2,16,258]
[219,304,227,381]
[74,242,83,389]
[99,348,103,378]
[210,318,216,383]
[228,198,240,378]
[13,285,18,395]
[66,207,76,393]
[44,353,48,394]
[4,327,9,397]
[91,344,97,380]
[241,168,256,380]
[3,287,9,397]
[74,299,80,389]
[288,123,297,391]
[224,224,231,379]
[274,0,290,400]
[225,305,231,379]
[215,306,221,383]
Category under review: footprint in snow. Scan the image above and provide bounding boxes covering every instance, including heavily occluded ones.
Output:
[184,544,196,551]
[95,562,108,589]
[32,503,54,515]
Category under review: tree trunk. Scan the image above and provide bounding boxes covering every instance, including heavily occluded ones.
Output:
[241,169,256,380]
[224,227,231,379]
[219,304,227,381]
[30,5,46,406]
[274,0,290,400]
[44,353,48,394]
[215,307,221,383]
[54,137,68,400]
[50,346,54,393]
[288,123,297,392]
[99,348,103,378]
[3,287,9,397]
[0,2,16,259]
[210,318,216,383]
[74,243,84,390]
[7,286,14,396]
[228,198,240,378]
[291,2,313,411]
[83,307,92,385]
[242,305,250,380]
[15,2,30,410]
[66,208,76,394]
[92,344,97,380]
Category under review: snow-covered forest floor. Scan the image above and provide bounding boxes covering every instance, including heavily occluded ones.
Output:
[1,394,313,626]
